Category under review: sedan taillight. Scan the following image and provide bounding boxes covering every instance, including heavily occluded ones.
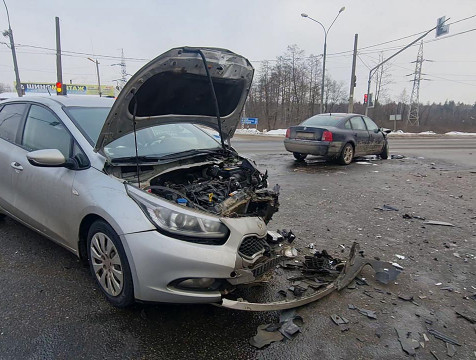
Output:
[285,128,291,138]
[322,130,333,142]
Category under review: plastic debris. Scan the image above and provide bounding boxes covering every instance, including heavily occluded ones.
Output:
[428,329,461,346]
[395,254,405,260]
[446,342,456,357]
[375,204,399,211]
[249,324,284,349]
[424,220,455,227]
[398,294,414,301]
[403,213,426,220]
[395,328,420,356]
[348,304,377,319]
[455,310,476,324]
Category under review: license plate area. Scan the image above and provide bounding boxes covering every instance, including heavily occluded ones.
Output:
[295,131,315,139]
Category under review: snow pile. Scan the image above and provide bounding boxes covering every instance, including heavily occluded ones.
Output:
[264,129,287,136]
[445,131,476,136]
[418,131,437,135]
[235,128,262,135]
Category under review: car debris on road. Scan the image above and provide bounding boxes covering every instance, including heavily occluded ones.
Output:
[219,242,401,311]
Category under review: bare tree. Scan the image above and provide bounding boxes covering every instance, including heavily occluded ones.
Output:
[0,83,12,93]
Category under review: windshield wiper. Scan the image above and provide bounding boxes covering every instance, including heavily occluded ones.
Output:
[156,148,224,160]
[110,155,163,164]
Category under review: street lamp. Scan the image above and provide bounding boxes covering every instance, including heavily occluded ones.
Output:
[301,6,345,113]
[87,57,102,97]
[2,0,22,97]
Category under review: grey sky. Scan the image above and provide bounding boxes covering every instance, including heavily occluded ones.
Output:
[1,0,475,104]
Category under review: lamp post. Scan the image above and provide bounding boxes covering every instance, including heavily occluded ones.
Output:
[2,0,22,97]
[301,6,345,113]
[87,57,102,97]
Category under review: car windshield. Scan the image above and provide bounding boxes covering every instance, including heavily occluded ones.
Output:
[66,107,221,159]
[301,115,344,127]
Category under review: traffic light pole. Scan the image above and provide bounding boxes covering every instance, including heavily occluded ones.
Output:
[55,16,66,95]
[364,21,443,116]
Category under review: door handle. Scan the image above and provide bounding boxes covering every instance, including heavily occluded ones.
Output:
[11,161,23,171]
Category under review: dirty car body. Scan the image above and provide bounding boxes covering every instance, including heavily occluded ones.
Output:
[284,113,389,164]
[0,47,282,307]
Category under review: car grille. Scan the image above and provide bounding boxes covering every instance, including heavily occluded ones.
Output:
[238,236,268,259]
[252,256,281,277]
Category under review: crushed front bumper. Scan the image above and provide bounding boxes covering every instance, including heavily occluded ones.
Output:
[217,242,401,311]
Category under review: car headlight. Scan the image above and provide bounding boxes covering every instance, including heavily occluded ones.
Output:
[126,184,229,244]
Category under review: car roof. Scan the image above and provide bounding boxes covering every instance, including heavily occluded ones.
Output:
[317,113,364,118]
[0,95,115,108]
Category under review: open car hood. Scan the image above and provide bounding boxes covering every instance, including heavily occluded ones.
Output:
[94,47,254,152]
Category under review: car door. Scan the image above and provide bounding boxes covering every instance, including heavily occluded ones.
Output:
[11,103,78,248]
[0,103,29,215]
[349,116,370,156]
[363,116,384,153]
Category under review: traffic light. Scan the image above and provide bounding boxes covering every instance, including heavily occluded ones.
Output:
[364,93,368,104]
[56,82,62,95]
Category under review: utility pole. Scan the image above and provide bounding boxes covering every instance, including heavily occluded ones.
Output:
[348,33,358,113]
[87,58,102,97]
[2,0,22,97]
[55,16,66,95]
[407,41,424,127]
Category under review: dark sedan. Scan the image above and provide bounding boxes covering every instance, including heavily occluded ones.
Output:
[284,113,390,165]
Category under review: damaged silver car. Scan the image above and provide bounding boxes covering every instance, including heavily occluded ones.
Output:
[0,47,282,307]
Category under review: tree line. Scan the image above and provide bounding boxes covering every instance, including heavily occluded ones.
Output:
[245,45,476,132]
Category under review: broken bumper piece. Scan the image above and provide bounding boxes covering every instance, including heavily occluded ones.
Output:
[218,242,401,311]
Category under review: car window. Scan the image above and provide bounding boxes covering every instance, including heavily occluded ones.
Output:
[22,105,73,158]
[363,116,378,131]
[66,107,111,144]
[301,115,345,127]
[349,117,367,131]
[0,103,28,143]
[344,120,352,129]
[104,123,221,159]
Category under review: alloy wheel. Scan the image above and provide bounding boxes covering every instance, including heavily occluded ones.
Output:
[89,232,124,297]
[343,145,353,164]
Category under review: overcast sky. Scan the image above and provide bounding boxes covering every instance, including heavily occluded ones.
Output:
[1,0,475,104]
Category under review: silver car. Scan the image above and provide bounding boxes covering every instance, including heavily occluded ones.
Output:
[0,47,280,307]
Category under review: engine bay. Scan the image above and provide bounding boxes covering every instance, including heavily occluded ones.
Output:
[108,153,280,222]
[146,157,279,222]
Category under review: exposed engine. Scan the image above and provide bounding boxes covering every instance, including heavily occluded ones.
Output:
[146,158,280,222]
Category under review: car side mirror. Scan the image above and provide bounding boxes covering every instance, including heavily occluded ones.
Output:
[27,149,76,169]
[373,128,380,133]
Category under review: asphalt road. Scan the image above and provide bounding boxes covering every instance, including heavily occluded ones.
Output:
[0,135,475,359]
[231,134,476,168]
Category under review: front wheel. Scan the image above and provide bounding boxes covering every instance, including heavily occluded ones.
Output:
[338,143,354,165]
[87,220,134,308]
[380,140,389,159]
[293,152,308,161]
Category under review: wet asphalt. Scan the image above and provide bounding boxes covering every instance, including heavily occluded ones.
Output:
[0,136,475,359]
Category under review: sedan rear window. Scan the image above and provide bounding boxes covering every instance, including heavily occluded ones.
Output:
[301,115,344,127]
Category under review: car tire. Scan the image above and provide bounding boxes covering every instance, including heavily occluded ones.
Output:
[293,152,308,161]
[338,143,354,165]
[87,220,134,308]
[380,140,389,159]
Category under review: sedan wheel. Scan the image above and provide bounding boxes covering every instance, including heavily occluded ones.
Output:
[293,152,308,161]
[338,143,354,165]
[87,220,134,307]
